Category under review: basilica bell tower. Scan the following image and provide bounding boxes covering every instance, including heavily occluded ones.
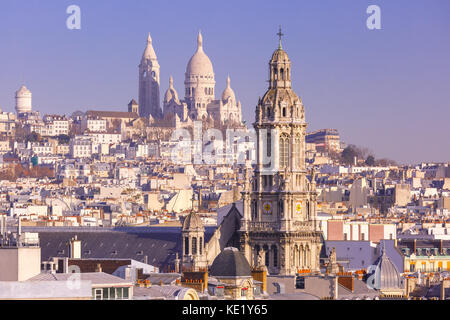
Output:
[139,33,162,119]
[239,28,323,276]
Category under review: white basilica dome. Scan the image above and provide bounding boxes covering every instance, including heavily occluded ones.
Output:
[186,31,214,77]
[221,75,236,103]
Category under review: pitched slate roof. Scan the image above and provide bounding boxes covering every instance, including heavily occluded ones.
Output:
[33,226,216,270]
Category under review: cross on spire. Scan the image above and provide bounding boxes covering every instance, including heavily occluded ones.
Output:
[277,25,284,49]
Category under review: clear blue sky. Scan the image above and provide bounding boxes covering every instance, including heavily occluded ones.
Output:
[1,0,449,165]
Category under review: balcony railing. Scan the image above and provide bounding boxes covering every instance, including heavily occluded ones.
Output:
[292,221,314,231]
[246,221,314,232]
[247,221,280,231]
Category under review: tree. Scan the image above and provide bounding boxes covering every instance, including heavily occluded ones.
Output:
[57,134,70,145]
[341,145,358,165]
[365,155,376,166]
[375,158,398,167]
[26,132,41,143]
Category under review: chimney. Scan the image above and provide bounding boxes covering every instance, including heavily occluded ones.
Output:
[16,216,22,247]
[17,216,22,236]
[413,239,417,254]
[0,215,4,245]
[441,239,444,255]
[406,277,410,298]
[441,279,446,301]
[144,255,148,264]
[334,276,339,300]
[95,263,102,273]
[251,266,267,294]
[70,235,81,259]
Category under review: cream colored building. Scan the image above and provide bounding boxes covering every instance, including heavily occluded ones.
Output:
[0,246,41,281]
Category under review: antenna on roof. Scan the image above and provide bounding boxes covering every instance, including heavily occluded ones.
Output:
[17,216,22,247]
[0,215,4,245]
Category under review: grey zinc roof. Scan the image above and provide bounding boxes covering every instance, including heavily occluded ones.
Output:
[28,272,132,286]
[145,273,181,285]
[324,240,403,272]
[324,241,378,270]
[210,247,251,277]
[34,227,216,270]
[133,285,192,300]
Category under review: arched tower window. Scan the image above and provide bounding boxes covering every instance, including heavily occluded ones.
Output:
[192,237,197,255]
[280,68,284,80]
[184,236,189,255]
[282,107,286,117]
[199,237,203,255]
[295,136,301,168]
[267,131,271,157]
[279,134,290,168]
[272,245,278,267]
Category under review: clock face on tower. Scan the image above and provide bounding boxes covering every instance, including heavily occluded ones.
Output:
[296,201,303,215]
[263,201,272,214]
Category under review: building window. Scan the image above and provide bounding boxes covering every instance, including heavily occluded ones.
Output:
[102,288,109,299]
[216,287,224,297]
[199,237,203,255]
[184,237,189,255]
[192,237,197,255]
[267,131,271,157]
[93,288,102,300]
[241,288,248,298]
[279,135,289,168]
[273,245,278,267]
[295,276,305,289]
[295,137,301,167]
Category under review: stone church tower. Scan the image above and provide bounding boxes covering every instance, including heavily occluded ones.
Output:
[139,33,162,119]
[181,210,208,271]
[239,30,323,275]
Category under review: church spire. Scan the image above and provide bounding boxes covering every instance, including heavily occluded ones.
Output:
[142,32,158,61]
[197,30,203,52]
